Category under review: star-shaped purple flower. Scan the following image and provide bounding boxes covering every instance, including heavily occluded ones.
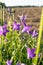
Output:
[3,24,7,29]
[21,63,25,65]
[3,29,9,36]
[16,62,25,65]
[0,26,3,36]
[32,30,38,37]
[22,25,31,33]
[6,60,12,65]
[19,14,27,22]
[3,24,9,36]
[19,14,27,26]
[12,21,20,30]
[29,30,38,37]
[27,47,36,59]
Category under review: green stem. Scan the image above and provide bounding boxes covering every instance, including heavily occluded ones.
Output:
[32,8,43,65]
[0,36,3,64]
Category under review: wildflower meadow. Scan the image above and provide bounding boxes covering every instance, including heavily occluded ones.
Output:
[0,8,43,65]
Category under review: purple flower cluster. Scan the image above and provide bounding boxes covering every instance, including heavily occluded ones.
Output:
[0,15,38,65]
[6,60,26,65]
[0,14,38,37]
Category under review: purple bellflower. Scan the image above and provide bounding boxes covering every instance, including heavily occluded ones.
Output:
[29,30,38,37]
[19,14,27,26]
[13,21,20,30]
[22,25,31,33]
[16,62,21,65]
[6,60,12,65]
[3,24,7,29]
[3,24,9,36]
[19,14,27,22]
[32,30,38,37]
[0,26,3,36]
[27,47,36,59]
[3,29,9,36]
[16,62,25,65]
[21,63,26,65]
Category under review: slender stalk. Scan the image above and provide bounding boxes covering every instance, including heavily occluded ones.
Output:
[0,36,3,64]
[2,6,3,25]
[3,7,5,22]
[0,37,2,64]
[32,8,43,65]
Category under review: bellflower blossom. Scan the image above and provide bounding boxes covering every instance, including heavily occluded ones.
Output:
[6,60,12,65]
[22,25,31,33]
[13,21,20,30]
[19,14,27,26]
[32,30,38,37]
[3,24,7,29]
[16,62,20,65]
[27,47,36,59]
[3,24,9,36]
[19,14,27,22]
[21,63,26,65]
[16,62,25,65]
[0,26,3,36]
[29,30,38,37]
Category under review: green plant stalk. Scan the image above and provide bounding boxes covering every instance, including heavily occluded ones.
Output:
[0,36,3,64]
[33,8,43,65]
[0,37,2,64]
